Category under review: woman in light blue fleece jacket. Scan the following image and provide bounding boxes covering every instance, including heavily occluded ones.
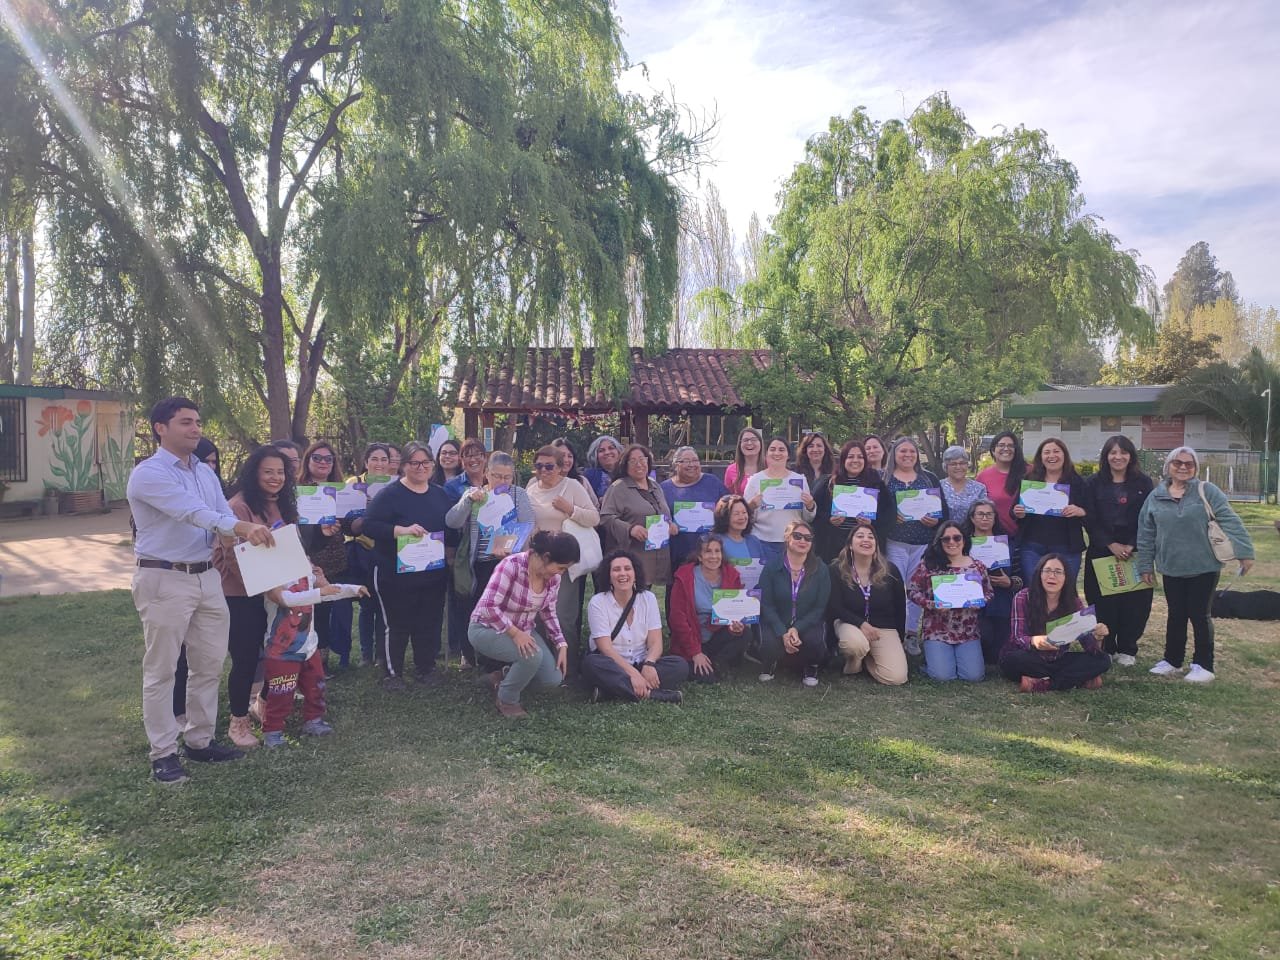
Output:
[1136,447,1254,683]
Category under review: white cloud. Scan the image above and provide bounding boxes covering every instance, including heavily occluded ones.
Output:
[616,0,1280,307]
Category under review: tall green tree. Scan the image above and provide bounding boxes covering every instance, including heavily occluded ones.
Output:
[1163,240,1224,324]
[734,95,1153,446]
[1099,320,1221,385]
[1,1,686,440]
[1160,347,1280,453]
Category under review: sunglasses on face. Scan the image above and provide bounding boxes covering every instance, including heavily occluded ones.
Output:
[940,534,964,544]
[310,454,334,463]
[1170,459,1195,469]
[790,532,813,542]
[534,462,558,472]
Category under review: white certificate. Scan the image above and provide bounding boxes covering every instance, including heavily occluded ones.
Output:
[365,475,392,501]
[427,424,451,456]
[333,483,368,519]
[396,531,446,573]
[672,501,716,533]
[759,476,804,510]
[475,487,517,530]
[711,588,761,625]
[1046,605,1098,648]
[1019,481,1070,516]
[234,524,313,596]
[969,535,1011,570]
[726,557,764,591]
[830,484,878,520]
[896,488,943,521]
[295,485,338,525]
[931,572,986,609]
[644,515,670,551]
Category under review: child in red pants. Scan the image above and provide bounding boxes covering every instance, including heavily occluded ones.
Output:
[261,568,366,748]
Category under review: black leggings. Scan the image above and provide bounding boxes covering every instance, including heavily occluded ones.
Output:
[376,568,447,679]
[1162,571,1220,671]
[1084,553,1154,656]
[226,595,267,716]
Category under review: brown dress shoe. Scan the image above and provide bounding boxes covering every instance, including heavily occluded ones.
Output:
[495,695,528,719]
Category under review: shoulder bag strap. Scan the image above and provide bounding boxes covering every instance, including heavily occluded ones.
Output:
[610,589,640,642]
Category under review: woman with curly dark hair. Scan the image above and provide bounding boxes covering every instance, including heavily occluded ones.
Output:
[212,445,299,748]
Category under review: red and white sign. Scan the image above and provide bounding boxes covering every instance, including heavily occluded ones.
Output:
[1142,415,1185,449]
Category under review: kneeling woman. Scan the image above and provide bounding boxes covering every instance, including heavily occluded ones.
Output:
[759,520,831,687]
[1000,553,1111,692]
[907,522,993,682]
[584,550,689,703]
[828,521,908,684]
[468,531,580,719]
[669,535,751,683]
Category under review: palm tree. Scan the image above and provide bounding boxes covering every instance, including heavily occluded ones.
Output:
[1159,347,1279,452]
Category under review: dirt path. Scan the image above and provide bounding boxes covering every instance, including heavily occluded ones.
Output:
[0,506,136,597]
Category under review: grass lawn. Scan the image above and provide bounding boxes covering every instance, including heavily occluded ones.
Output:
[3,515,1280,959]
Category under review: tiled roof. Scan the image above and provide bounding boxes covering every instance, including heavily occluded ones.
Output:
[454,348,772,413]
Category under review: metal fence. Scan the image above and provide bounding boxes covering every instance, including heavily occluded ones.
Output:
[1138,448,1268,501]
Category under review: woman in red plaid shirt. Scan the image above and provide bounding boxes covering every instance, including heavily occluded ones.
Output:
[468,530,581,719]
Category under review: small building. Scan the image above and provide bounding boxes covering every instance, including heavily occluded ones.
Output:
[0,385,135,514]
[452,347,771,451]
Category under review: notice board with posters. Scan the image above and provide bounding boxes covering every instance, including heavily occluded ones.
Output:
[1142,415,1185,449]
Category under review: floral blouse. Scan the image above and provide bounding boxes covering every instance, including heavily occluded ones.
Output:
[907,560,994,645]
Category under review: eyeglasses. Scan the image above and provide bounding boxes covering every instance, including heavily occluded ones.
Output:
[310,454,334,463]
[1170,459,1196,469]
[994,443,1015,451]
[405,459,432,469]
[463,451,486,460]
[1041,568,1066,577]
[790,532,813,542]
[534,462,558,472]
[940,534,964,544]
[674,459,699,466]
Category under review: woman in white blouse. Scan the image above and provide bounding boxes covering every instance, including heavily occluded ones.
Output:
[582,549,688,703]
[742,436,817,566]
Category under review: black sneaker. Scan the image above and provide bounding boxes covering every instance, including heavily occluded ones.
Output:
[151,753,190,784]
[648,689,683,704]
[414,671,444,688]
[181,740,245,763]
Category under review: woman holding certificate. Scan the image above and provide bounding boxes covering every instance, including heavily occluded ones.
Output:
[584,550,689,703]
[298,441,352,675]
[526,445,600,669]
[962,500,1023,664]
[812,440,894,562]
[669,535,751,683]
[212,446,299,748]
[828,522,908,684]
[661,447,728,570]
[723,427,765,496]
[1000,553,1111,692]
[1137,447,1255,683]
[1011,438,1088,587]
[906,522,993,682]
[362,441,457,690]
[743,437,817,565]
[884,437,946,650]
[1084,436,1154,667]
[600,444,678,593]
[758,520,831,687]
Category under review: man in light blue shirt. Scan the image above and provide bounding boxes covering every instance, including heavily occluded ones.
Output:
[127,396,274,784]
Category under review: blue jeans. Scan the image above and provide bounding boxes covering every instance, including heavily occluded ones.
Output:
[1020,542,1081,590]
[886,540,929,635]
[923,639,985,682]
[468,623,563,705]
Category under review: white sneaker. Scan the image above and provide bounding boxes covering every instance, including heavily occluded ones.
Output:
[1113,654,1137,667]
[904,634,922,656]
[1184,664,1215,683]
[1149,660,1180,676]
[802,675,819,688]
[758,673,775,683]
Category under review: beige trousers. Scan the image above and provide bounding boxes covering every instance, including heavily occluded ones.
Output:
[133,566,230,760]
[834,621,908,685]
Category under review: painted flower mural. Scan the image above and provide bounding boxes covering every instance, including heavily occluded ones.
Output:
[39,403,97,491]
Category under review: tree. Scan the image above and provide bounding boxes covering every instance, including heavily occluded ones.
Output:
[734,95,1154,446]
[1099,320,1221,384]
[1160,347,1280,453]
[675,182,742,348]
[1163,240,1223,324]
[2,1,687,440]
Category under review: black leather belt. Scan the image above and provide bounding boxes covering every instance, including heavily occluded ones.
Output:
[137,559,214,574]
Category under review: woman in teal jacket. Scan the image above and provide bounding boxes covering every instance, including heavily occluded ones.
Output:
[758,519,831,688]
[1136,446,1254,683]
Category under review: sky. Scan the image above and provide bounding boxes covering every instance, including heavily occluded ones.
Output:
[614,0,1280,311]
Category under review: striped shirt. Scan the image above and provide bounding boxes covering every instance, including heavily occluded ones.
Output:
[470,551,566,647]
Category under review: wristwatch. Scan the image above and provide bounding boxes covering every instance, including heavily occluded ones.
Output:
[642,660,658,668]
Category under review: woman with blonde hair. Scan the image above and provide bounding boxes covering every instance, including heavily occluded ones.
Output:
[828,521,908,684]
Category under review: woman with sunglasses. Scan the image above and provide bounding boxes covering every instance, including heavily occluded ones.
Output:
[1000,553,1111,692]
[758,520,831,688]
[362,441,457,690]
[1137,447,1254,683]
[907,522,992,682]
[828,521,908,684]
[299,440,353,674]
